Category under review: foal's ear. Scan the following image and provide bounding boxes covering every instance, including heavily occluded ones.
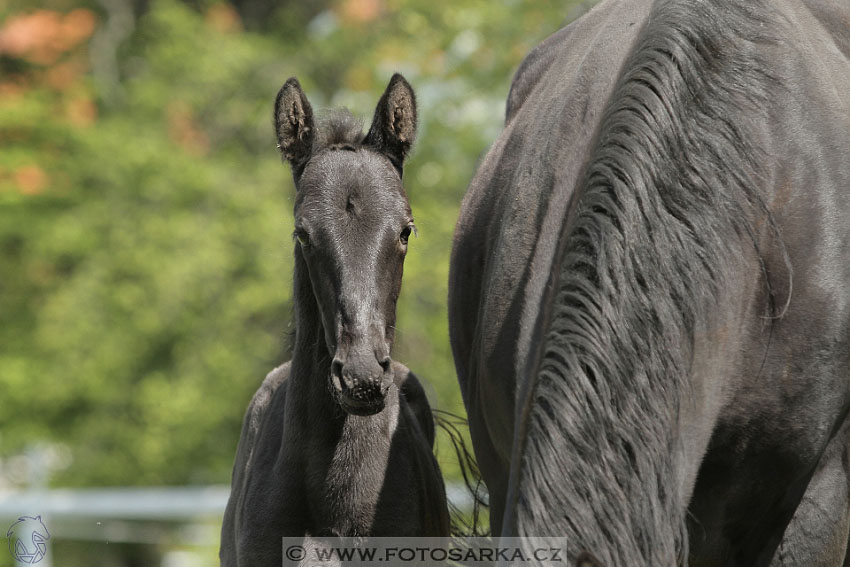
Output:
[364,73,417,175]
[274,77,315,172]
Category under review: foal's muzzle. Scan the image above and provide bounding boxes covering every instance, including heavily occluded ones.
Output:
[331,350,393,416]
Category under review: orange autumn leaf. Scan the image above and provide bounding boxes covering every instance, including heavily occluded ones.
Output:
[205,3,242,34]
[339,0,383,24]
[45,59,85,89]
[58,9,97,50]
[0,79,28,99]
[167,104,210,155]
[66,96,98,127]
[14,165,48,195]
[0,9,97,65]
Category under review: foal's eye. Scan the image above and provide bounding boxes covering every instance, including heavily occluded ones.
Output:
[400,225,414,245]
[294,230,310,248]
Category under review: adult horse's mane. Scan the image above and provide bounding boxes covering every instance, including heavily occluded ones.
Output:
[512,0,789,564]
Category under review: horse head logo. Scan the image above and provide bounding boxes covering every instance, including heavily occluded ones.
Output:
[6,516,50,564]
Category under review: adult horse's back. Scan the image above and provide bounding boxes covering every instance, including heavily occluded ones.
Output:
[448,0,850,565]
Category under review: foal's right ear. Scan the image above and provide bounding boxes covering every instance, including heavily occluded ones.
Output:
[274,77,314,172]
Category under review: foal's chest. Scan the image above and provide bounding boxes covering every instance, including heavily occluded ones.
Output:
[304,408,408,536]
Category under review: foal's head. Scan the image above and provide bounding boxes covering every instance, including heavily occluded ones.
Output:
[275,74,417,416]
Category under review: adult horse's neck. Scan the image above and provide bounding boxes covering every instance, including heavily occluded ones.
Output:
[505,0,780,563]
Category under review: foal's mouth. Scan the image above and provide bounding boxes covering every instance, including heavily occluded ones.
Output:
[330,372,388,417]
[338,395,386,416]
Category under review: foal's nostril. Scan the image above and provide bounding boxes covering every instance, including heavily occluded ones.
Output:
[378,358,392,396]
[331,359,344,390]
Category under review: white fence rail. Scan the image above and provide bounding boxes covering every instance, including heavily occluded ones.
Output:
[0,483,473,546]
[0,486,230,522]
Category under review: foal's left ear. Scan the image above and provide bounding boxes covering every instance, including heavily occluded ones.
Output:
[274,77,315,174]
[364,73,417,176]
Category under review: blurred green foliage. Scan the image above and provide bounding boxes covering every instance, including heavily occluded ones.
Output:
[0,0,585,499]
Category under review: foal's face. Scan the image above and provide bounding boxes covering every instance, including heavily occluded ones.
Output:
[294,149,413,415]
[275,74,418,416]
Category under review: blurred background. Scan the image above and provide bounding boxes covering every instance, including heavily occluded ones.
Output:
[0,0,592,564]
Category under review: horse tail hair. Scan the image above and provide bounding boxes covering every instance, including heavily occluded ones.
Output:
[432,409,489,538]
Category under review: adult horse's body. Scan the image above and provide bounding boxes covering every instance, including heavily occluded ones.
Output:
[448,0,850,565]
[221,75,449,567]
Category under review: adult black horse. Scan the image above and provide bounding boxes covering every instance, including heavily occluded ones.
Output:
[448,0,850,565]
